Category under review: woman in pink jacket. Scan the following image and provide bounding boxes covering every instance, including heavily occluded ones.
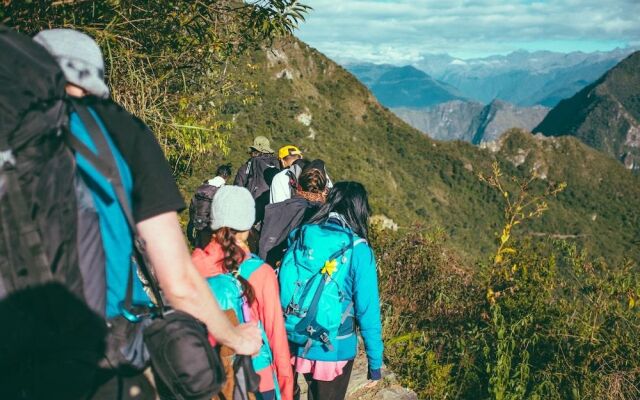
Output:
[192,185,293,400]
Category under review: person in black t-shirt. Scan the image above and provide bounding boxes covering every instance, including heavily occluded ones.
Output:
[33,28,262,399]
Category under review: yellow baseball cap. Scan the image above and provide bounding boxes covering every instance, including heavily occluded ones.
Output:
[278,145,303,160]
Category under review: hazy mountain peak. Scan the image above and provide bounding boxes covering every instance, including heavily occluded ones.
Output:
[411,47,637,106]
[346,63,464,108]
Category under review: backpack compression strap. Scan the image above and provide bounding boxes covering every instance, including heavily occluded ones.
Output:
[65,102,165,315]
[0,151,52,292]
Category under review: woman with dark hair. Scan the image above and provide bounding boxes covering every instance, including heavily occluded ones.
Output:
[259,161,329,267]
[192,186,293,400]
[279,182,383,400]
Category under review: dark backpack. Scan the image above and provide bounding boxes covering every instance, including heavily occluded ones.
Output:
[259,197,320,266]
[286,169,299,197]
[0,25,79,301]
[189,183,220,231]
[245,153,279,200]
[0,25,102,398]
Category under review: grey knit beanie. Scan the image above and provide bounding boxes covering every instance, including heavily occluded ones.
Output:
[210,186,255,232]
[33,29,109,98]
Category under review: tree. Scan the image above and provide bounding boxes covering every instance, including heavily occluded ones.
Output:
[2,0,310,176]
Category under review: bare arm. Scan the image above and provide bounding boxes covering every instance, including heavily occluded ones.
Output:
[137,211,261,354]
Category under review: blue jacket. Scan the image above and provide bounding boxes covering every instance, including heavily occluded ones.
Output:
[289,221,384,378]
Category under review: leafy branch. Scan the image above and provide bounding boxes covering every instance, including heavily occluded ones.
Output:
[479,161,566,301]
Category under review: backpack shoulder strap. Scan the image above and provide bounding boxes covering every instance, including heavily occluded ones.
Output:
[238,254,264,280]
[353,238,368,247]
[66,101,165,315]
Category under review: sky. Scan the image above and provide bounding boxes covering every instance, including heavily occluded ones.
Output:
[295,0,640,64]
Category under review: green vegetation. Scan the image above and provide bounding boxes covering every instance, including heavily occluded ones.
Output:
[535,51,640,170]
[375,164,640,399]
[3,0,310,175]
[6,4,640,397]
[216,40,640,263]
[7,1,639,262]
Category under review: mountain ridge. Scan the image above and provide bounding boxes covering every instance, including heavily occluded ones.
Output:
[192,38,640,262]
[346,64,465,108]
[534,51,640,170]
[348,48,635,107]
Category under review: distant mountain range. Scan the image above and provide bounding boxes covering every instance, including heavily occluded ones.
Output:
[221,39,640,261]
[346,64,464,107]
[534,51,640,171]
[393,100,549,143]
[415,48,636,106]
[348,48,636,109]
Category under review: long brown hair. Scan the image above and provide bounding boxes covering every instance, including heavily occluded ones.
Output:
[299,167,327,194]
[213,227,255,305]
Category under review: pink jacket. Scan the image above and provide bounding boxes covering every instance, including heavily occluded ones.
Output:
[192,241,293,399]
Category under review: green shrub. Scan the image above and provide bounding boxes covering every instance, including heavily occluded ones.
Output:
[376,166,640,399]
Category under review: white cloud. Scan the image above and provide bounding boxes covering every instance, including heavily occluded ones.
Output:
[296,0,640,63]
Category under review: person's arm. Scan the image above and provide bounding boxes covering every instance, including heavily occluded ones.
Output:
[249,265,293,400]
[137,211,261,355]
[352,243,384,380]
[269,172,291,204]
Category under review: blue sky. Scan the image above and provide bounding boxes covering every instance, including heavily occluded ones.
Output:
[295,0,640,63]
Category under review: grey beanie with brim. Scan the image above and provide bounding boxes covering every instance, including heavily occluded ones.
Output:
[210,186,255,232]
[33,29,110,99]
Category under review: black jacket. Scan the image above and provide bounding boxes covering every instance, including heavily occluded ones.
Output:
[259,197,321,266]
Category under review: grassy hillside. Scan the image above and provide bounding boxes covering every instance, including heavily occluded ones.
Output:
[184,38,640,262]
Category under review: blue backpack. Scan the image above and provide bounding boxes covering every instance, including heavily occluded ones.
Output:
[279,223,366,356]
[206,255,281,399]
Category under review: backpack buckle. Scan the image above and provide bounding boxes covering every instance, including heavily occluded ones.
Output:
[286,303,300,316]
[319,332,334,351]
[284,304,307,318]
[319,332,330,344]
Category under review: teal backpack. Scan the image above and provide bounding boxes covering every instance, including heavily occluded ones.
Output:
[279,223,366,356]
[206,255,280,399]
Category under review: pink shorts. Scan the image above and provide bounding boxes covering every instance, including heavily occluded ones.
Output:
[291,357,350,381]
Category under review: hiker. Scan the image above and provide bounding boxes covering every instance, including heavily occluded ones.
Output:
[270,145,306,204]
[187,163,233,249]
[192,185,293,400]
[259,160,330,267]
[234,136,280,220]
[13,28,261,398]
[279,182,383,400]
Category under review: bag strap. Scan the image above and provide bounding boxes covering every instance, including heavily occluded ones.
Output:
[66,101,165,315]
[238,254,264,280]
[0,151,52,292]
